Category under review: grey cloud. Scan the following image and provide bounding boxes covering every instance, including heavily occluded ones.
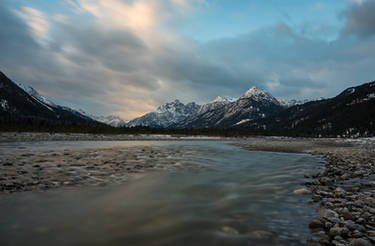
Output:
[0,1,375,119]
[341,1,375,37]
[198,22,375,100]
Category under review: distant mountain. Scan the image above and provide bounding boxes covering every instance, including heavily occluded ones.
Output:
[86,113,126,127]
[4,75,127,127]
[172,96,233,129]
[176,87,284,128]
[0,71,102,127]
[126,99,201,128]
[242,81,375,137]
[278,98,311,108]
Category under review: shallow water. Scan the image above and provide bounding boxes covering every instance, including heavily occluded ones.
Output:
[0,141,323,246]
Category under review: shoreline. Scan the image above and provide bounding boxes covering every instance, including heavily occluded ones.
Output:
[235,138,375,246]
[0,132,235,142]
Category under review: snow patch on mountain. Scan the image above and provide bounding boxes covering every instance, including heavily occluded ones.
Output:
[14,82,56,107]
[14,81,56,112]
[0,99,9,111]
[278,98,311,107]
[197,96,233,115]
[127,100,200,128]
[90,115,126,127]
[234,119,251,126]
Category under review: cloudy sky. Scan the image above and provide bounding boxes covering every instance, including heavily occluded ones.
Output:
[1,0,374,120]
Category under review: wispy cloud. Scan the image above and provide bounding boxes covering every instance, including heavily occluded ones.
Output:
[0,0,374,120]
[16,6,50,43]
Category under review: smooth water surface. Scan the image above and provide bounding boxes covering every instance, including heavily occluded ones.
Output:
[0,141,323,246]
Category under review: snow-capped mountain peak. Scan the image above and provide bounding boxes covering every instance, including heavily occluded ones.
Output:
[197,96,232,115]
[240,86,280,105]
[156,99,183,113]
[212,96,229,103]
[241,86,268,99]
[127,100,201,128]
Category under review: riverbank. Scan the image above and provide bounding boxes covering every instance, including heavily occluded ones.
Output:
[235,137,375,246]
[0,143,211,193]
[0,132,226,142]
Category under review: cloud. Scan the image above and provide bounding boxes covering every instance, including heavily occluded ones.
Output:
[53,14,69,23]
[0,0,374,121]
[199,21,375,99]
[342,0,375,37]
[74,0,160,31]
[16,6,50,43]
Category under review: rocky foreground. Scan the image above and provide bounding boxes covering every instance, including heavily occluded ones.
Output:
[0,144,208,193]
[236,137,375,246]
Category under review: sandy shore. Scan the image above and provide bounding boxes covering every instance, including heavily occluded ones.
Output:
[235,137,375,246]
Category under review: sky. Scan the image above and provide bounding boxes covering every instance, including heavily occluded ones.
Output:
[1,0,375,120]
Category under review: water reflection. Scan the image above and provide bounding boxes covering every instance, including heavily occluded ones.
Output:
[0,141,323,246]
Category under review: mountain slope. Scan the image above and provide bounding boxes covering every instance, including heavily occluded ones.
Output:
[0,71,102,127]
[243,81,375,137]
[177,87,284,128]
[126,100,200,128]
[87,114,126,127]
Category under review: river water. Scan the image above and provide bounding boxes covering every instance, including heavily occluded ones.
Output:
[0,141,323,246]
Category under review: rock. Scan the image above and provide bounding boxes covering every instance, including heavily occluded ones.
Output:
[293,188,311,195]
[365,181,375,187]
[329,226,344,237]
[307,240,320,246]
[309,219,324,230]
[334,187,346,197]
[341,173,349,180]
[352,230,363,238]
[248,230,273,239]
[318,207,339,219]
[342,207,354,220]
[367,230,375,237]
[344,220,358,231]
[319,177,330,185]
[349,238,372,246]
[221,226,239,235]
[319,234,331,245]
[325,221,333,229]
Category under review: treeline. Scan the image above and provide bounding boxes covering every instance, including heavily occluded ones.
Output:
[0,118,315,137]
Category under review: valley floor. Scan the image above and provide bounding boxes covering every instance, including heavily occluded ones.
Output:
[1,133,375,245]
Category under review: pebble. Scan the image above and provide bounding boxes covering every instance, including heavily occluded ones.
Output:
[248,230,273,239]
[293,188,311,195]
[349,238,372,246]
[221,226,239,235]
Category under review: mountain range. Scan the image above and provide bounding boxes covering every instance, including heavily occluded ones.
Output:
[1,70,374,137]
[0,71,101,127]
[0,71,126,127]
[242,81,375,137]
